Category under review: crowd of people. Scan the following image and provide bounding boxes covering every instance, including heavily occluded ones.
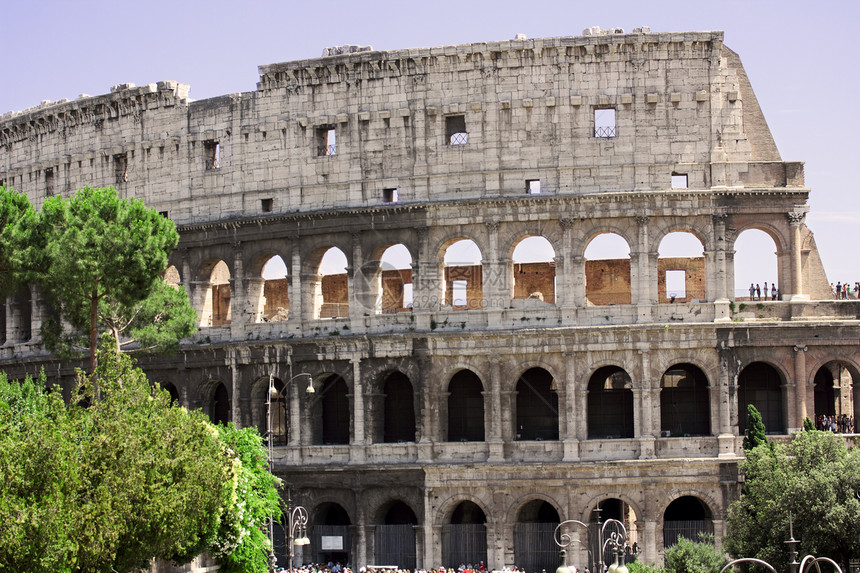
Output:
[815,414,855,433]
[747,282,778,301]
[831,282,860,299]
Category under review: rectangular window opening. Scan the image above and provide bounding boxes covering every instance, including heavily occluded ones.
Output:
[204,141,221,170]
[403,283,414,309]
[261,198,274,212]
[44,168,54,196]
[666,270,686,301]
[317,127,337,156]
[113,154,128,183]
[452,279,468,306]
[671,173,688,189]
[594,108,616,138]
[383,188,399,203]
[526,179,541,195]
[445,115,468,145]
[159,211,169,219]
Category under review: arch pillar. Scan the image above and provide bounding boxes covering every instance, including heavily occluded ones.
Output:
[711,212,729,300]
[788,211,809,300]
[290,244,303,324]
[301,273,322,321]
[246,277,266,323]
[793,344,809,430]
[563,352,581,461]
[230,243,246,338]
[351,357,367,461]
[571,255,586,308]
[634,215,651,306]
[488,360,505,462]
[557,218,574,309]
[641,519,657,566]
[717,353,735,457]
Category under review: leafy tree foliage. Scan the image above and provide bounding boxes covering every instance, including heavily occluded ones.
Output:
[725,431,860,572]
[0,345,231,572]
[627,561,668,573]
[803,416,816,432]
[0,184,36,297]
[212,423,283,573]
[742,404,768,451]
[17,185,195,369]
[664,535,727,573]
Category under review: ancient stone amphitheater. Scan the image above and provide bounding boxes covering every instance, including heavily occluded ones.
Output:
[1,27,857,572]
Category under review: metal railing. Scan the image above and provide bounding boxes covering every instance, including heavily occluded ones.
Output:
[595,126,617,138]
[317,144,337,156]
[448,132,469,145]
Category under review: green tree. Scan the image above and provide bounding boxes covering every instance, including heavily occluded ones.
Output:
[211,423,283,573]
[803,416,816,431]
[664,535,727,573]
[724,431,860,572]
[628,561,668,573]
[0,184,36,297]
[0,345,232,573]
[742,404,767,451]
[27,186,194,370]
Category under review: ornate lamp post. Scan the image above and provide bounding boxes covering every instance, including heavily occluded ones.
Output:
[267,371,315,572]
[554,509,628,573]
[287,499,311,569]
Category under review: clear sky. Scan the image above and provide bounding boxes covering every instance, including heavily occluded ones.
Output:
[2,0,857,292]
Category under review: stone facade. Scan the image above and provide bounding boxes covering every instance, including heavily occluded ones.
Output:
[1,28,858,572]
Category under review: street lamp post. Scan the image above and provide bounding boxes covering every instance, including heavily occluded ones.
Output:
[267,371,315,572]
[554,511,628,573]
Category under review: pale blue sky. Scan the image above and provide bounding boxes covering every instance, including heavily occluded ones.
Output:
[2,0,857,291]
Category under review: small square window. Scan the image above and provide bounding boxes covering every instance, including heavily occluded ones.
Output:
[671,173,688,189]
[594,108,616,138]
[317,127,336,156]
[445,115,468,145]
[159,211,169,219]
[113,154,128,183]
[204,141,221,170]
[526,179,541,195]
[261,198,274,212]
[383,188,399,203]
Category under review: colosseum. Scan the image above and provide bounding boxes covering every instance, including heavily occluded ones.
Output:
[1,27,857,572]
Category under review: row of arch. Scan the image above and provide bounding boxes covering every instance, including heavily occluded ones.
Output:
[169,359,857,446]
[273,495,714,571]
[178,228,780,326]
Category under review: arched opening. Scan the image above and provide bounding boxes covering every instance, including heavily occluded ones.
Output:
[10,285,31,342]
[160,382,179,405]
[660,364,710,436]
[443,501,487,568]
[375,501,418,569]
[310,375,350,445]
[443,239,483,310]
[260,255,290,322]
[813,361,857,431]
[738,362,786,434]
[590,499,640,568]
[584,233,631,305]
[514,500,560,573]
[447,370,485,442]
[587,366,634,439]
[312,502,352,566]
[512,236,556,304]
[164,265,181,287]
[267,377,289,446]
[378,244,413,314]
[384,372,416,443]
[657,232,706,303]
[318,247,349,319]
[662,496,713,548]
[733,229,779,301]
[516,368,559,441]
[200,260,231,327]
[210,382,230,425]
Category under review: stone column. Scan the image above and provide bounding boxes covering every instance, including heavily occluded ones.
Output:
[642,519,657,566]
[711,213,729,300]
[350,357,367,462]
[563,352,581,461]
[355,501,368,569]
[558,218,574,309]
[717,351,735,457]
[289,377,302,447]
[4,297,13,344]
[488,359,505,461]
[794,344,809,428]
[787,211,808,300]
[290,242,303,323]
[634,215,651,306]
[230,242,246,338]
[638,349,656,459]
[229,350,242,428]
[571,255,587,308]
[483,221,507,316]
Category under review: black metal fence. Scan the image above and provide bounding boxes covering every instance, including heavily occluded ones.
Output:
[663,520,713,547]
[442,524,487,568]
[375,524,417,569]
[514,522,559,573]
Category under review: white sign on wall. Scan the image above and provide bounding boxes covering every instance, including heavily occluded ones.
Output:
[321,536,343,551]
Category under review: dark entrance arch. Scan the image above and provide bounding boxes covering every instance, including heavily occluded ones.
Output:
[516,368,559,441]
[587,366,634,439]
[210,382,230,425]
[161,382,179,405]
[514,500,560,573]
[375,501,418,569]
[447,370,485,442]
[442,501,487,568]
[384,372,416,443]
[663,496,713,548]
[269,378,289,445]
[738,362,785,434]
[313,502,352,565]
[312,375,350,445]
[660,364,710,436]
[590,499,639,570]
